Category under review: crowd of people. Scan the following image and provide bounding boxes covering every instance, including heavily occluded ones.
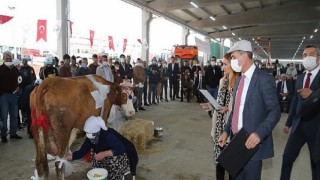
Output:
[0,40,319,180]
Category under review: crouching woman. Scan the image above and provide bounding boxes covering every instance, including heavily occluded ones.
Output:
[67,116,138,180]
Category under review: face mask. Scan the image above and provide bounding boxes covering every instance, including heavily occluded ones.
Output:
[115,66,120,70]
[103,61,108,66]
[4,62,13,67]
[86,132,100,144]
[196,64,200,66]
[152,61,156,65]
[120,58,125,63]
[158,63,161,67]
[231,59,242,72]
[303,56,318,71]
[81,63,87,68]
[211,62,216,67]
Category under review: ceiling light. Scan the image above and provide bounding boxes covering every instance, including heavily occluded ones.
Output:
[310,35,313,39]
[315,29,318,33]
[210,16,215,21]
[252,38,254,41]
[232,32,235,36]
[255,41,257,43]
[257,43,259,46]
[222,26,227,29]
[303,36,306,39]
[190,1,199,8]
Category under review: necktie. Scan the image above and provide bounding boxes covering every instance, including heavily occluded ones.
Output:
[281,82,284,93]
[231,75,246,134]
[304,73,312,88]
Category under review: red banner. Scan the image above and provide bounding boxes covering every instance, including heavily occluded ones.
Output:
[108,36,115,51]
[69,20,73,36]
[36,19,47,42]
[0,15,13,25]
[123,38,128,53]
[89,30,94,47]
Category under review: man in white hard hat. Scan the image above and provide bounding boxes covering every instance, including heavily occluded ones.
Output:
[218,40,280,180]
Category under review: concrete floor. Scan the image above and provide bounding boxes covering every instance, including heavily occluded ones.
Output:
[0,100,312,180]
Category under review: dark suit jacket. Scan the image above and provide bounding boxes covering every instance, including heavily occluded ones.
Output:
[225,67,281,161]
[285,70,320,131]
[204,65,222,88]
[276,80,294,97]
[167,63,180,79]
[119,63,133,79]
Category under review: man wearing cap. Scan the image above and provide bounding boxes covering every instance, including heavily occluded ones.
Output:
[218,40,280,180]
[0,51,23,142]
[40,55,59,79]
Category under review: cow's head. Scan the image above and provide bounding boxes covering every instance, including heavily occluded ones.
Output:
[115,81,135,116]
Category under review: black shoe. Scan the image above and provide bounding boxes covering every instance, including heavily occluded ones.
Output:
[1,136,7,143]
[18,125,24,130]
[153,102,158,105]
[135,109,138,112]
[172,98,175,101]
[176,96,181,99]
[10,134,22,139]
[165,99,168,102]
[139,107,146,111]
[145,103,150,106]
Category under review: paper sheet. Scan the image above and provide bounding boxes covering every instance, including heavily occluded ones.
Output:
[199,90,221,110]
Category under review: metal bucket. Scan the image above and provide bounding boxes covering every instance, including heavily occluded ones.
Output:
[154,127,163,138]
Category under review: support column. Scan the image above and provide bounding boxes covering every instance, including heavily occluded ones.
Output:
[220,38,225,58]
[141,10,152,63]
[182,28,190,45]
[203,37,211,64]
[56,0,69,58]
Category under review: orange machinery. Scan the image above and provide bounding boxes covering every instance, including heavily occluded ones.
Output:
[173,45,198,67]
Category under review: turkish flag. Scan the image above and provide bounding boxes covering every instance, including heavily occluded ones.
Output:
[123,38,128,53]
[137,39,142,44]
[0,15,13,25]
[108,36,115,51]
[89,30,94,47]
[69,20,73,36]
[36,19,47,42]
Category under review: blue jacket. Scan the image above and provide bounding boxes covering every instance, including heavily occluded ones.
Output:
[224,67,281,161]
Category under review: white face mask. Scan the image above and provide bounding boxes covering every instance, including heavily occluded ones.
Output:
[4,62,13,67]
[103,61,108,66]
[303,56,318,71]
[231,58,242,72]
[210,62,216,66]
[115,66,120,70]
[81,63,87,68]
[120,58,125,63]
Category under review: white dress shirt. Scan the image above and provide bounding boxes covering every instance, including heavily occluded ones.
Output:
[237,64,256,130]
[281,81,288,93]
[303,65,320,87]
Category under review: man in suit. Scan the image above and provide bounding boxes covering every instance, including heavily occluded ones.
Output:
[119,54,132,81]
[277,74,294,113]
[167,56,180,100]
[280,45,320,180]
[96,55,114,82]
[219,40,280,180]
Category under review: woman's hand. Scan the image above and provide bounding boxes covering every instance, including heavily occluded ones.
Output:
[66,150,73,161]
[200,103,211,111]
[94,152,106,161]
[219,106,229,113]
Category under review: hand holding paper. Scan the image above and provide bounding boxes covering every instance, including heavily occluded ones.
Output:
[199,90,221,110]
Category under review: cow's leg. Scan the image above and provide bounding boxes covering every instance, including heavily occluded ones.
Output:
[68,128,80,150]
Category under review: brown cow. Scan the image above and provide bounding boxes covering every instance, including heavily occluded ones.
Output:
[30,75,135,179]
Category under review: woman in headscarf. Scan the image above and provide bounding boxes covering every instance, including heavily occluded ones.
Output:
[66,116,138,180]
[201,53,240,180]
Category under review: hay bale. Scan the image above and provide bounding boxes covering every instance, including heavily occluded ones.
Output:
[119,118,154,153]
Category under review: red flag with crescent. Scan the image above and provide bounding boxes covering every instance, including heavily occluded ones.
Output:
[89,30,94,47]
[108,36,115,51]
[0,15,13,25]
[123,38,128,53]
[36,19,47,42]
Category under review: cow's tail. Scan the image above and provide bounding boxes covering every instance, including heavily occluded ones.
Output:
[32,81,50,178]
[35,126,49,178]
